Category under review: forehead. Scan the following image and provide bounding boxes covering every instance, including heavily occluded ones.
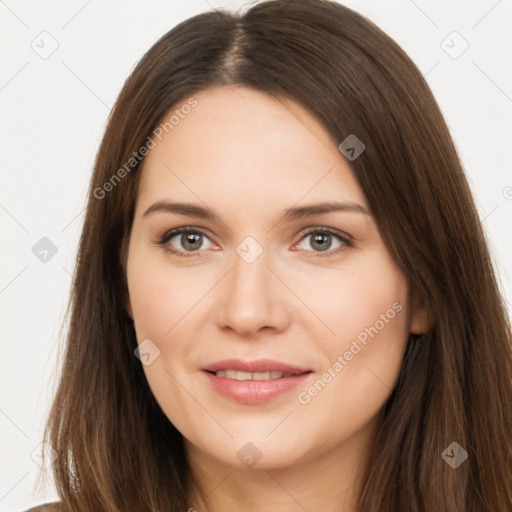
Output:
[135,86,368,219]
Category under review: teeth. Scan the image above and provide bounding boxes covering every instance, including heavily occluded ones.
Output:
[254,372,271,380]
[214,370,287,380]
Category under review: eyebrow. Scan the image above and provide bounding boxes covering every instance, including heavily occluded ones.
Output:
[142,200,371,222]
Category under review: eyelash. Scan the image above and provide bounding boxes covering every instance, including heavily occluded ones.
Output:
[154,226,354,259]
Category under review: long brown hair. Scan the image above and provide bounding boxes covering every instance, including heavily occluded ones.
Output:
[37,0,512,510]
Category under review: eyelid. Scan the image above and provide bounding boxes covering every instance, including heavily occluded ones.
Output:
[156,226,217,257]
[296,225,353,242]
[293,226,353,257]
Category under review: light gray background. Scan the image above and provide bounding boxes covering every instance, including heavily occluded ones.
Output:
[1,0,511,510]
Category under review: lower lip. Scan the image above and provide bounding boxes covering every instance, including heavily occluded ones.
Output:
[203,370,313,404]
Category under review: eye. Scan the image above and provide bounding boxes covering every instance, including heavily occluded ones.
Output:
[295,228,353,257]
[155,226,353,258]
[155,227,214,257]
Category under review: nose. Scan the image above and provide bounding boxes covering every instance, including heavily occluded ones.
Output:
[215,244,291,337]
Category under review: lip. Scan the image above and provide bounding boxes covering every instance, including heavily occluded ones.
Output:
[201,358,312,374]
[201,358,313,405]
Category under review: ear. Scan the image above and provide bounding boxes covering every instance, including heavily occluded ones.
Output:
[409,292,433,335]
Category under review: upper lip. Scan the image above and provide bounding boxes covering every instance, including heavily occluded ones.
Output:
[201,358,312,374]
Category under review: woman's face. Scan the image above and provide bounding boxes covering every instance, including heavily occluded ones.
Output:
[125,85,429,471]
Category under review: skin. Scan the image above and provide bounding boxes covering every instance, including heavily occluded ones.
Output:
[125,85,430,512]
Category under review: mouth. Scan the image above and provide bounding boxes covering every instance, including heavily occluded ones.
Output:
[201,359,314,404]
[204,369,310,380]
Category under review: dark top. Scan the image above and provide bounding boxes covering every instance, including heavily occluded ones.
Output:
[23,503,63,512]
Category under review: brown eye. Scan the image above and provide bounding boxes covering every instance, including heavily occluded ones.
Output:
[296,228,353,257]
[175,231,204,252]
[157,227,214,257]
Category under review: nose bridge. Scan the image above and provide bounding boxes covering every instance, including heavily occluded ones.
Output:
[216,235,289,334]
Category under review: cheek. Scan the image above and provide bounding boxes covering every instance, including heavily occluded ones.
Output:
[127,250,202,340]
[295,254,410,403]
[292,251,409,343]
[127,254,202,420]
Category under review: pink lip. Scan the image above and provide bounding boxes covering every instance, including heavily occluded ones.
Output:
[201,359,313,405]
[201,358,311,374]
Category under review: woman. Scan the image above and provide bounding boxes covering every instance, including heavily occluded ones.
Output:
[28,0,512,510]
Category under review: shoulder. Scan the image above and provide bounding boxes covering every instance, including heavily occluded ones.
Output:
[23,502,64,512]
